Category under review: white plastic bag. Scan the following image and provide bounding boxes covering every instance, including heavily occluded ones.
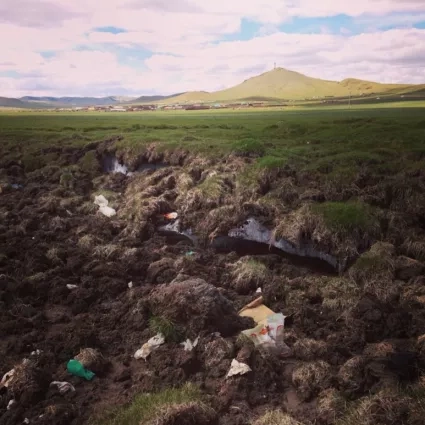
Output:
[94,195,116,217]
[226,359,251,378]
[241,313,290,355]
[180,337,199,352]
[134,334,165,361]
[50,381,76,394]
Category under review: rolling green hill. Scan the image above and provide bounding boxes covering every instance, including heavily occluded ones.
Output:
[164,68,424,103]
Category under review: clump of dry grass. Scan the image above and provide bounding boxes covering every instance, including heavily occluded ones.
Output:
[8,359,49,404]
[292,338,328,361]
[198,205,242,239]
[401,239,425,262]
[292,360,331,401]
[335,386,425,425]
[78,234,99,249]
[46,247,62,264]
[337,356,367,396]
[182,172,229,211]
[320,277,361,316]
[349,242,395,283]
[146,401,216,425]
[93,244,120,260]
[274,202,381,259]
[317,388,346,423]
[230,257,269,294]
[74,348,107,374]
[252,410,303,425]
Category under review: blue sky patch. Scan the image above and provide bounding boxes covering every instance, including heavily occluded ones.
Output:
[93,26,127,34]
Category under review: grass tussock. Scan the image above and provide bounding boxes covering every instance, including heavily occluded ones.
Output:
[311,201,379,237]
[320,277,361,315]
[252,410,303,425]
[199,205,241,239]
[149,316,180,343]
[274,201,380,257]
[336,384,425,425]
[230,257,269,294]
[182,173,229,211]
[401,239,425,262]
[292,338,328,361]
[93,244,120,260]
[348,242,395,283]
[318,388,347,423]
[146,401,216,425]
[89,383,203,425]
[292,360,331,401]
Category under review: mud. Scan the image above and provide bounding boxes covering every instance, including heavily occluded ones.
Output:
[1,145,425,425]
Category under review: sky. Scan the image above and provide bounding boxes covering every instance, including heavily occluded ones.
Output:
[1,0,425,97]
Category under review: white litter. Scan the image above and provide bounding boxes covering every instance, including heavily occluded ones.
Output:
[50,381,76,394]
[31,349,43,356]
[241,313,290,355]
[94,195,108,207]
[134,334,165,361]
[226,359,252,378]
[94,195,116,218]
[7,400,17,410]
[256,287,262,293]
[23,419,30,424]
[180,336,199,352]
[128,281,133,289]
[1,369,15,388]
[66,284,78,290]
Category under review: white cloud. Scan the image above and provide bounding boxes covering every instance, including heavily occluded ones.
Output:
[0,0,425,96]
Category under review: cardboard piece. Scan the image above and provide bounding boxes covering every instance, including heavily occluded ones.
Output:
[238,296,275,325]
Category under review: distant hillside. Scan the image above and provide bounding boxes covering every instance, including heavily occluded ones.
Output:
[20,96,136,106]
[0,96,51,108]
[130,93,186,103]
[155,91,211,104]
[164,68,423,103]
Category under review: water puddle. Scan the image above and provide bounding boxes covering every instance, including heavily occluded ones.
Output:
[102,155,169,176]
[228,218,342,271]
[102,155,130,175]
[156,217,338,274]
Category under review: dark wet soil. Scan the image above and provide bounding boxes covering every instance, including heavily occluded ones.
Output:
[1,150,425,425]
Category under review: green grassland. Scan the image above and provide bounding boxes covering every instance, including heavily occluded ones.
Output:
[1,103,424,180]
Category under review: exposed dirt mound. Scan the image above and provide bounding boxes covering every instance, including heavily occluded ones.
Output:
[149,278,254,337]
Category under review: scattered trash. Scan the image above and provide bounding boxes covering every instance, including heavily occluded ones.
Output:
[128,281,133,289]
[239,296,274,324]
[50,381,76,394]
[163,212,178,220]
[181,336,199,352]
[31,349,43,356]
[66,284,78,290]
[185,251,195,257]
[239,297,290,355]
[1,369,15,388]
[7,400,17,410]
[67,359,95,381]
[94,195,116,218]
[11,184,23,189]
[256,287,262,293]
[134,334,165,361]
[226,359,252,378]
[66,210,73,216]
[23,419,30,424]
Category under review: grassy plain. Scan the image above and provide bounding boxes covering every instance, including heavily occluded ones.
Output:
[1,103,425,178]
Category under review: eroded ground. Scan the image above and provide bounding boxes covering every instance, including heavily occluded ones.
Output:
[1,127,425,425]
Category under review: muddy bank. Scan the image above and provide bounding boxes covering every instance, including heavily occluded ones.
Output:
[1,143,425,425]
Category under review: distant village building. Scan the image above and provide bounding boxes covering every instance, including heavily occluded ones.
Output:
[110,107,127,112]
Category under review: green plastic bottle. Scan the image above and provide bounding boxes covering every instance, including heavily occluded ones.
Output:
[67,359,95,381]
